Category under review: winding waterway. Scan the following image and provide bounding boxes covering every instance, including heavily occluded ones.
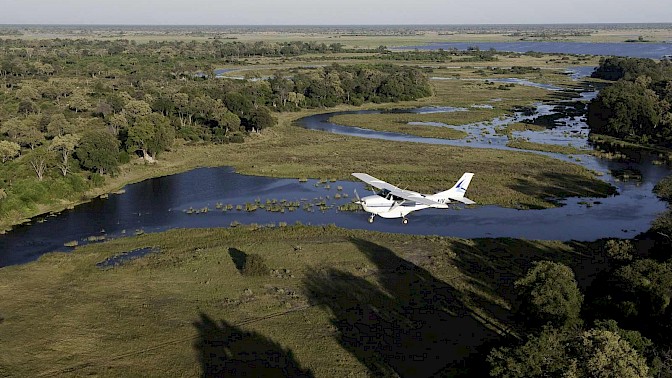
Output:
[1,65,670,267]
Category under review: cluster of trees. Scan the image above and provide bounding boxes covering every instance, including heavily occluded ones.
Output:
[591,56,672,82]
[269,64,431,108]
[488,260,657,377]
[0,39,362,78]
[487,176,672,377]
[0,38,432,220]
[587,57,672,146]
[379,48,499,62]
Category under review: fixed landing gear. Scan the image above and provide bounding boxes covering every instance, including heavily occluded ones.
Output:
[368,215,375,223]
[402,218,409,224]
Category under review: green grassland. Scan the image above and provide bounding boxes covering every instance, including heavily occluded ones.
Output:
[328,113,469,140]
[0,225,610,377]
[506,139,591,155]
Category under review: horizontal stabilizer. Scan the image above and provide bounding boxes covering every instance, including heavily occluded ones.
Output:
[453,197,476,205]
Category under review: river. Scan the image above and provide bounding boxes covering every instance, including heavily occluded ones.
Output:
[1,57,670,267]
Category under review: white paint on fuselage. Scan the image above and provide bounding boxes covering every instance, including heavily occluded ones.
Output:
[360,194,431,219]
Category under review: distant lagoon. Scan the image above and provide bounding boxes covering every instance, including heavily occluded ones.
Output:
[401,41,672,59]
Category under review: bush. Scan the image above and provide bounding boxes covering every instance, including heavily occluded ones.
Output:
[228,134,245,143]
[515,261,584,329]
[654,175,672,203]
[242,253,269,276]
[604,239,634,262]
[90,173,105,187]
[118,150,131,164]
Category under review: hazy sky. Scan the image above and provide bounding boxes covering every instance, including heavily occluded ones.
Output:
[2,0,671,25]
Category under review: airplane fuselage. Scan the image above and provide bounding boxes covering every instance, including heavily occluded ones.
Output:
[352,172,474,224]
[359,194,431,219]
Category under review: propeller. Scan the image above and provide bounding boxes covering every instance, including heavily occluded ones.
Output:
[354,189,362,205]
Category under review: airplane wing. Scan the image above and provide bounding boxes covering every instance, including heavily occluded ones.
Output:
[352,173,446,207]
[352,173,402,192]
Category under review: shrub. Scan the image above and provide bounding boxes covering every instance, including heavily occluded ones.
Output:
[228,134,245,143]
[90,173,105,187]
[242,253,269,276]
[604,239,635,262]
[654,175,672,203]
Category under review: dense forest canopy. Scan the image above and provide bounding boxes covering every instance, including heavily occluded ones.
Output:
[486,176,672,377]
[0,38,432,220]
[588,57,672,146]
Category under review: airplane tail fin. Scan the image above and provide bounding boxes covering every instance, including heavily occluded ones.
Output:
[432,173,475,205]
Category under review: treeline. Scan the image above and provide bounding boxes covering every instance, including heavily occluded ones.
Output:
[0,37,431,221]
[379,48,499,62]
[270,64,431,108]
[587,57,672,147]
[484,176,672,377]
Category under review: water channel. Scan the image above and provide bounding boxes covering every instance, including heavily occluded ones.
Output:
[1,63,670,267]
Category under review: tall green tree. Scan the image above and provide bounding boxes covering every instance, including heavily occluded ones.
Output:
[26,146,53,181]
[127,113,174,161]
[49,133,80,176]
[46,113,73,137]
[75,130,119,175]
[515,261,584,329]
[488,327,649,378]
[576,329,649,378]
[0,140,21,163]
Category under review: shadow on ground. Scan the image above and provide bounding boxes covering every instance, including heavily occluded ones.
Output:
[304,238,503,377]
[193,313,313,377]
[509,170,616,206]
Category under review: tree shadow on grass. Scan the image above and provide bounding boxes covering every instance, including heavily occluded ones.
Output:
[445,238,608,309]
[228,247,247,273]
[193,313,313,377]
[304,238,501,377]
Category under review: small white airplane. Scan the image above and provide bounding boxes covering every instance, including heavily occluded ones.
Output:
[352,172,475,224]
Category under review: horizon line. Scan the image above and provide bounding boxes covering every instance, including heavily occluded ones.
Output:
[2,22,672,27]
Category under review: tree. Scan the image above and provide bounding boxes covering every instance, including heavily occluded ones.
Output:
[27,146,53,181]
[68,91,90,113]
[612,259,672,318]
[577,329,649,378]
[108,113,128,136]
[123,99,152,121]
[222,92,253,119]
[46,113,73,137]
[488,326,573,378]
[2,117,45,149]
[127,113,174,161]
[0,140,21,163]
[76,130,119,174]
[587,74,671,146]
[515,261,584,329]
[488,327,649,378]
[247,107,275,131]
[603,239,635,262]
[49,134,80,176]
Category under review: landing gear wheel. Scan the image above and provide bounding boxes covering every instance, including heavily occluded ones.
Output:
[368,215,375,223]
[402,218,408,224]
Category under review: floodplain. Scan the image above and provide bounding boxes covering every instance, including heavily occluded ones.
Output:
[2,24,671,377]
